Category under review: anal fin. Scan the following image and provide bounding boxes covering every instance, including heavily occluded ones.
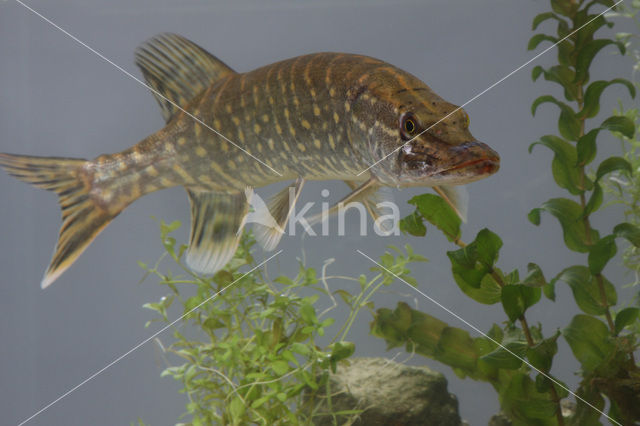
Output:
[251,178,305,251]
[186,190,248,275]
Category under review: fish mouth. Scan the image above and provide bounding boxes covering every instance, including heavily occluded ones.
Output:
[440,140,500,176]
[397,139,500,185]
[442,157,500,176]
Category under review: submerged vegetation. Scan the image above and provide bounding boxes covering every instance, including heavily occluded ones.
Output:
[139,220,424,424]
[139,0,639,424]
[388,0,640,424]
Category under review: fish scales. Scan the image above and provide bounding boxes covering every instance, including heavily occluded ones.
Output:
[167,53,386,190]
[0,33,499,287]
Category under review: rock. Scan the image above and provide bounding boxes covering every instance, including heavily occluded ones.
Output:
[310,357,463,426]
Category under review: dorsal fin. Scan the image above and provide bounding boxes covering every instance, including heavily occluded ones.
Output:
[134,33,236,122]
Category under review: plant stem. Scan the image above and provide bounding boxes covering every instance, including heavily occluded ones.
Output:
[595,273,616,332]
[452,240,537,351]
[549,384,565,426]
[575,80,617,335]
[519,315,535,347]
[517,315,563,425]
[452,232,568,423]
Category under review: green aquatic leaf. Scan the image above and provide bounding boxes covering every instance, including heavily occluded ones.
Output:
[501,284,542,322]
[399,210,426,237]
[584,0,616,13]
[501,372,560,420]
[528,208,541,226]
[530,96,580,140]
[528,33,559,50]
[408,308,449,356]
[329,341,355,362]
[372,303,483,377]
[574,39,625,83]
[527,333,559,372]
[563,315,614,372]
[532,12,562,30]
[543,280,556,301]
[613,222,640,247]
[614,307,640,334]
[531,65,578,100]
[532,65,544,81]
[299,302,317,325]
[370,303,412,349]
[436,327,478,372]
[480,339,527,370]
[530,135,582,194]
[578,79,636,118]
[228,396,246,421]
[328,341,355,373]
[551,0,577,16]
[531,95,562,116]
[558,107,581,141]
[576,128,599,165]
[270,360,290,376]
[574,12,611,48]
[588,234,617,274]
[555,265,616,315]
[582,182,603,217]
[530,198,599,252]
[595,156,632,182]
[408,193,461,242]
[453,271,503,305]
[475,229,503,268]
[600,115,636,139]
[447,229,502,304]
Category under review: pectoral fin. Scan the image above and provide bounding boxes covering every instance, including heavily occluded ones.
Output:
[307,178,379,225]
[186,190,248,275]
[252,178,305,251]
[343,180,395,231]
[433,185,468,223]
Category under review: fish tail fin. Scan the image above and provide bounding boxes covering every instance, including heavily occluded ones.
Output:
[0,153,117,288]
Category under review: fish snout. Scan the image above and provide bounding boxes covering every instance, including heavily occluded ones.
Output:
[450,140,500,175]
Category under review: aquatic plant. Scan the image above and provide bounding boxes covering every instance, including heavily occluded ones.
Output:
[375,0,640,424]
[138,220,425,425]
[600,1,640,299]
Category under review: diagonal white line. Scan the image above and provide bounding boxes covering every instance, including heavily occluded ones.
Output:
[17,250,283,426]
[356,0,624,176]
[356,249,621,426]
[13,0,282,177]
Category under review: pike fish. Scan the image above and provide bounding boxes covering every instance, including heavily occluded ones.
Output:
[0,33,499,288]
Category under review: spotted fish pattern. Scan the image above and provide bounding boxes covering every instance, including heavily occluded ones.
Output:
[0,33,499,288]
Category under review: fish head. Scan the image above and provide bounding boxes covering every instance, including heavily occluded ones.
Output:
[393,105,500,186]
[358,68,500,187]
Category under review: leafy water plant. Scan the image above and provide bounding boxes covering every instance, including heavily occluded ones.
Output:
[600,1,640,296]
[374,0,640,425]
[139,220,425,425]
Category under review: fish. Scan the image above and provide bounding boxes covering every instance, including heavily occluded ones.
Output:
[0,33,499,288]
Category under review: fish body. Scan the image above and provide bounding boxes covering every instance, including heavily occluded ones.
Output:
[0,34,499,288]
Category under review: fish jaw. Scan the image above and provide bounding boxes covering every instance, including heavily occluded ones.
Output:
[392,139,500,187]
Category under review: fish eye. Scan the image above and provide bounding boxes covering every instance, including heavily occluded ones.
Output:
[399,112,418,140]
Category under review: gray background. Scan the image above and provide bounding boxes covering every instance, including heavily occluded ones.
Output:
[0,0,637,425]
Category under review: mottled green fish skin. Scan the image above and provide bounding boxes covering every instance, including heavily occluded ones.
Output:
[0,38,500,287]
[94,52,498,211]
